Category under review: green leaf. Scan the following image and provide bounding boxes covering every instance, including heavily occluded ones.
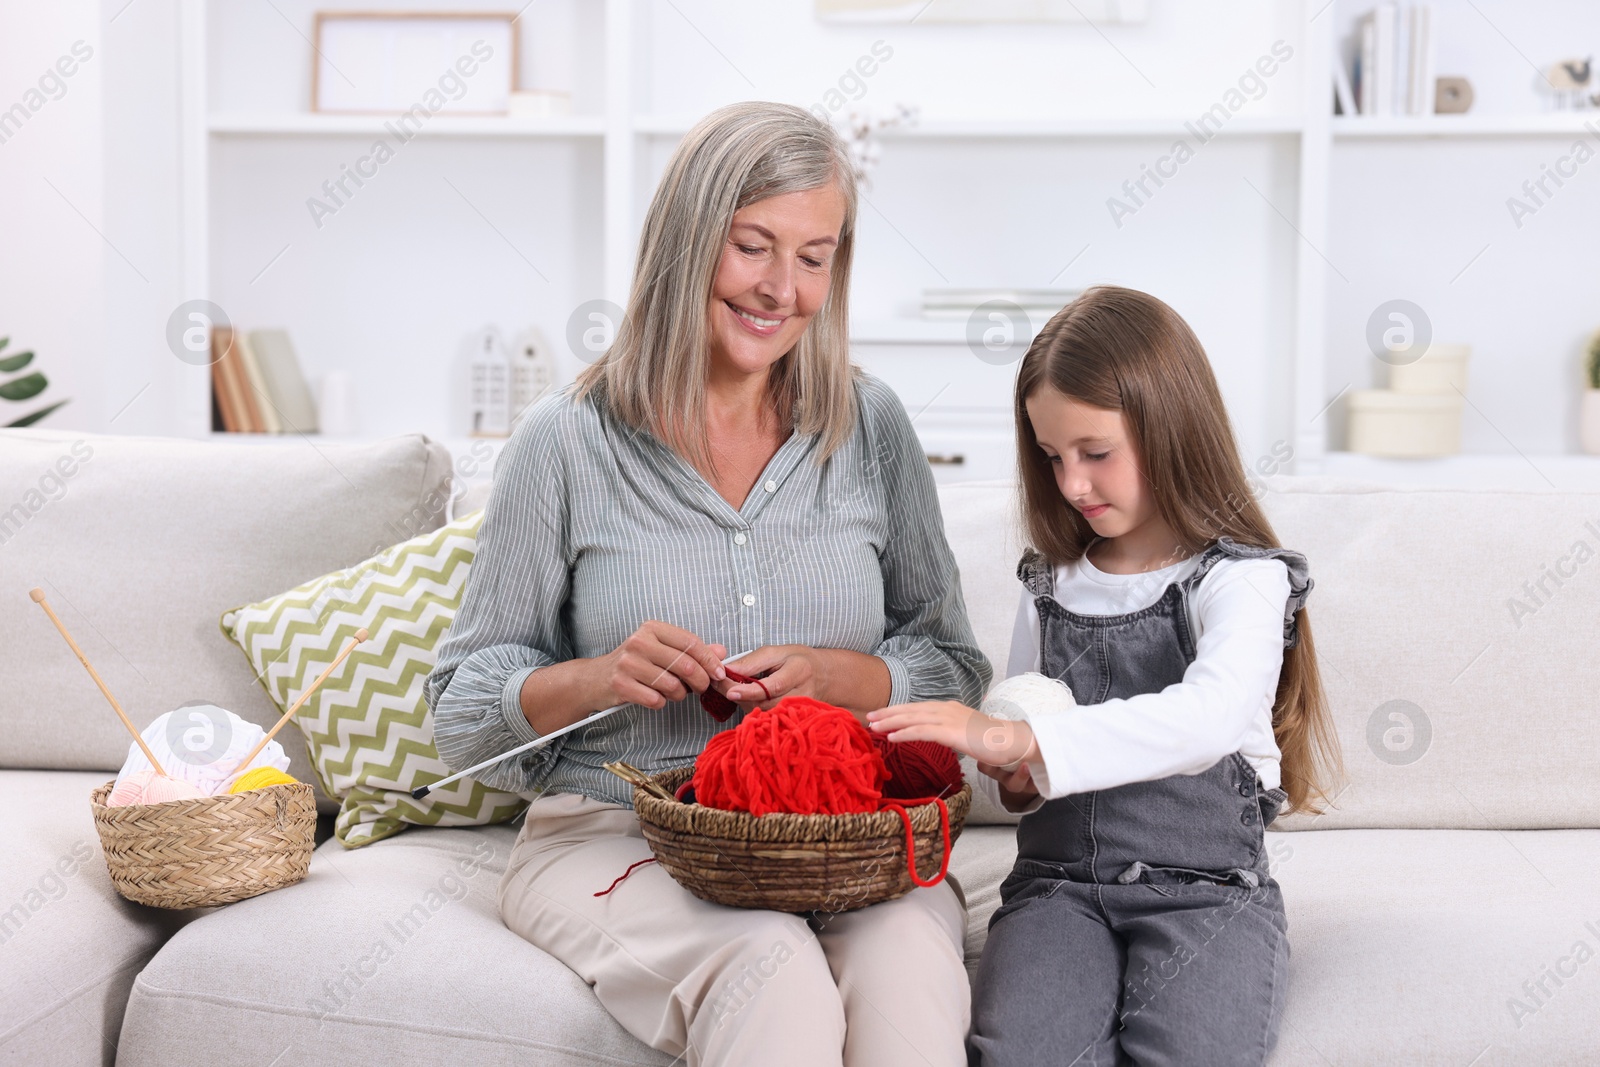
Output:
[0,350,34,373]
[0,337,8,353]
[5,398,69,427]
[0,372,48,401]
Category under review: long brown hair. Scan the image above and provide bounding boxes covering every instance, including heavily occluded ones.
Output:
[1013,285,1344,816]
[574,101,862,475]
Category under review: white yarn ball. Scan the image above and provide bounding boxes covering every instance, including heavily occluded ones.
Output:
[980,672,1077,722]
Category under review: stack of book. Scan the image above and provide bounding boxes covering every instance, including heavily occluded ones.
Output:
[210,327,320,434]
[1345,4,1436,117]
[920,288,1079,321]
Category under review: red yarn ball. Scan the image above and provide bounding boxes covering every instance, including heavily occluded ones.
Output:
[693,696,887,816]
[874,738,964,801]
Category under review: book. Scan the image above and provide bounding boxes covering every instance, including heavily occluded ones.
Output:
[1334,53,1357,116]
[1407,5,1435,116]
[248,328,320,434]
[226,334,262,432]
[219,327,262,432]
[235,331,281,433]
[1375,4,1398,116]
[1358,15,1376,115]
[210,326,242,432]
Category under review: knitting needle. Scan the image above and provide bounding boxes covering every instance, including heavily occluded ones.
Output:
[413,648,755,800]
[224,628,368,782]
[30,587,169,778]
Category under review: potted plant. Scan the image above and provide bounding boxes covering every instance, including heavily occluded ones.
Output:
[1,335,70,427]
[1584,330,1600,456]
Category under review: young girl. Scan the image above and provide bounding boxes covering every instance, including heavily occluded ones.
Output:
[868,286,1344,1066]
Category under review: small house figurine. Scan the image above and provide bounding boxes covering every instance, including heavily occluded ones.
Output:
[510,326,557,428]
[466,325,511,437]
[1544,57,1592,109]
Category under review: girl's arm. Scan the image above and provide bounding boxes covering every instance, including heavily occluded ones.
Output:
[1021,557,1291,798]
[870,558,1291,800]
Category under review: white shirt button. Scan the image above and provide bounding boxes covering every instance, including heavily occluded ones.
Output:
[734,532,747,545]
[763,480,777,493]
[742,593,756,607]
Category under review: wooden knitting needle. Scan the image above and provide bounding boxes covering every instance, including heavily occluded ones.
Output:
[413,647,756,800]
[30,587,169,778]
[225,628,368,779]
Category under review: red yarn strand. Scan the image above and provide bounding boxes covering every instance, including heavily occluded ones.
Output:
[594,857,658,897]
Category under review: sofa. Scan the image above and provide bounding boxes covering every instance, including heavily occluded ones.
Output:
[4,424,1597,1066]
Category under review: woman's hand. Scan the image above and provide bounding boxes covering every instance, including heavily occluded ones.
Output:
[866,701,1034,768]
[591,621,729,711]
[711,646,890,718]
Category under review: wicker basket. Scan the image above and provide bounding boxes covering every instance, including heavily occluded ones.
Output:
[633,766,971,914]
[89,779,317,909]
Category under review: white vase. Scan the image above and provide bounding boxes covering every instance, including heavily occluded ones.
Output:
[1582,390,1600,455]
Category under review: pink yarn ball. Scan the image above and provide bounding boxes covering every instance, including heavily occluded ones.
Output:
[140,775,205,804]
[107,769,156,807]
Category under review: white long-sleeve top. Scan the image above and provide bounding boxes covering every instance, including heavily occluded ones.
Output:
[989,546,1289,812]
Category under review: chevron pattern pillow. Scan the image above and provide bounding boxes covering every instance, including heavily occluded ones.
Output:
[219,508,533,847]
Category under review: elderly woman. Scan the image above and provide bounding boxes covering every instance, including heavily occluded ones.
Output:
[425,101,991,1067]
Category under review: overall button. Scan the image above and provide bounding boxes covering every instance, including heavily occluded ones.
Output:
[733,532,747,545]
[1238,782,1252,797]
[763,480,777,493]
[741,593,756,607]
[1241,808,1254,824]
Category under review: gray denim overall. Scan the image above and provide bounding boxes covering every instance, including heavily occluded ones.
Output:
[968,536,1313,1067]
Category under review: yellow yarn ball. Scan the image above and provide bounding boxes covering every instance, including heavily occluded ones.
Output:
[229,767,299,793]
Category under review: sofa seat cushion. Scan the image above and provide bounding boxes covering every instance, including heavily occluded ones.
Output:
[947,824,1018,978]
[116,823,675,1067]
[1269,827,1600,1065]
[0,770,196,1066]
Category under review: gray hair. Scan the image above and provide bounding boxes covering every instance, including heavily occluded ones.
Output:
[573,101,862,474]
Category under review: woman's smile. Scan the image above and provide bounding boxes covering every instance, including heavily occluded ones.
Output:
[724,300,787,337]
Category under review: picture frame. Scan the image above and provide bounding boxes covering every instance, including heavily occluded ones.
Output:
[311,11,518,115]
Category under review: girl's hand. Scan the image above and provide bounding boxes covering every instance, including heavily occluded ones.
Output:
[867,701,1034,768]
[976,758,1034,793]
[712,645,830,711]
[976,758,1042,810]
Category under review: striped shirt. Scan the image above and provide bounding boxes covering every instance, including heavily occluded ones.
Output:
[424,369,994,806]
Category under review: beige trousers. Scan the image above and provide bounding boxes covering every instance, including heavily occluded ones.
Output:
[497,790,971,1067]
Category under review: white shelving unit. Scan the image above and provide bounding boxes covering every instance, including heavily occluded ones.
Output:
[174,0,1600,487]
[208,113,608,137]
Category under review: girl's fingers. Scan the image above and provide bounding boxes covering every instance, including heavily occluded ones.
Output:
[879,724,939,744]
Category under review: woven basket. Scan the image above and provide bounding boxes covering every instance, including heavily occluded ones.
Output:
[88,779,316,909]
[633,766,971,914]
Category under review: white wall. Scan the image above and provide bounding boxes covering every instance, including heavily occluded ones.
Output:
[20,0,1600,463]
[0,0,105,434]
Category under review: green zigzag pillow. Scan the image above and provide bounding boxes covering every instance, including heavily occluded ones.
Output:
[219,508,532,847]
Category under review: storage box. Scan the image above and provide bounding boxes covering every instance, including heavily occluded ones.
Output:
[1347,390,1463,457]
[1388,342,1469,394]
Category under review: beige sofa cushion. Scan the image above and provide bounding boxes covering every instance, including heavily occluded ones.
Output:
[0,429,453,813]
[0,769,199,1065]
[1269,826,1600,1064]
[1260,479,1600,830]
